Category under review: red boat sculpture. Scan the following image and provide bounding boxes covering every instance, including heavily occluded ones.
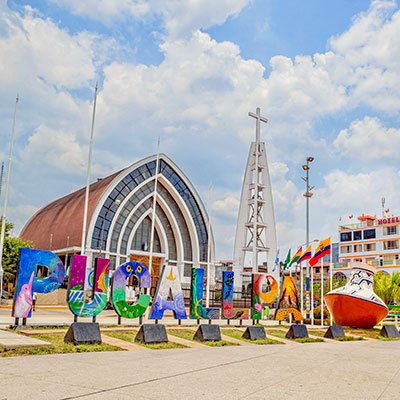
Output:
[324,262,388,328]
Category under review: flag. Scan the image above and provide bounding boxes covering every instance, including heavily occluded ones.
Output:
[298,245,312,264]
[309,237,331,267]
[288,246,302,268]
[283,249,291,270]
[272,249,280,272]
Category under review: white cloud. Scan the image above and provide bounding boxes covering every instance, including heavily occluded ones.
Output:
[312,167,400,241]
[51,0,251,37]
[334,116,400,160]
[329,0,400,112]
[50,0,150,24]
[153,0,251,38]
[22,125,86,173]
[212,195,239,218]
[0,6,100,90]
[2,0,400,260]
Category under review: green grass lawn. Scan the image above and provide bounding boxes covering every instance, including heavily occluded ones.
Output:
[221,328,283,344]
[308,330,326,337]
[266,329,287,339]
[167,328,238,347]
[335,336,364,341]
[103,330,186,349]
[296,337,324,343]
[267,329,324,343]
[344,328,380,339]
[0,332,122,357]
[376,335,400,341]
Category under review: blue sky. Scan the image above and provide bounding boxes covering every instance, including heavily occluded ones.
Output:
[1,0,400,262]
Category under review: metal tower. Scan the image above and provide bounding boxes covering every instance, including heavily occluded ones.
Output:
[232,108,278,287]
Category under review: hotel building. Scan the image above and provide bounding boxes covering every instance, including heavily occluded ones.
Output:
[334,214,400,278]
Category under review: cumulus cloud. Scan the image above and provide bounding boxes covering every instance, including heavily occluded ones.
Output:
[51,0,251,37]
[329,0,400,112]
[50,0,150,24]
[22,125,86,173]
[334,116,400,160]
[2,0,400,258]
[212,195,239,218]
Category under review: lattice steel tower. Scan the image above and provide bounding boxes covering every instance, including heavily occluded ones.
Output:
[232,108,278,287]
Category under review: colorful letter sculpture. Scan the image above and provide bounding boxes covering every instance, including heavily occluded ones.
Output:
[222,271,249,319]
[274,276,302,322]
[150,265,187,319]
[191,268,219,319]
[252,273,279,319]
[324,262,388,328]
[111,262,151,319]
[68,255,110,318]
[12,248,65,318]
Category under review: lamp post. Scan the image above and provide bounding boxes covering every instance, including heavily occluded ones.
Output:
[302,156,314,318]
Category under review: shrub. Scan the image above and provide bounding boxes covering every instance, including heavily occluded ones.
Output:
[313,305,330,320]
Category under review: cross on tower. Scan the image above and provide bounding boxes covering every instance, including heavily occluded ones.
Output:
[248,107,268,143]
[233,107,277,288]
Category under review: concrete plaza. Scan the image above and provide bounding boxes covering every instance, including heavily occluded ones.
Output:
[1,308,400,399]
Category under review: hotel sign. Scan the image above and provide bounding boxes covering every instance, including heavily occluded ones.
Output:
[377,217,400,225]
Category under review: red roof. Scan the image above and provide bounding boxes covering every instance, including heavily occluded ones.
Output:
[20,171,121,251]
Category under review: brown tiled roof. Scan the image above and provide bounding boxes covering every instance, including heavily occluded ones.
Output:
[20,170,122,251]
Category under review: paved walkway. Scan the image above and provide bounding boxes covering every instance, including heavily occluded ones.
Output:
[0,329,51,350]
[1,337,399,399]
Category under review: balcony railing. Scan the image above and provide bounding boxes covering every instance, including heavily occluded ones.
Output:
[335,260,400,268]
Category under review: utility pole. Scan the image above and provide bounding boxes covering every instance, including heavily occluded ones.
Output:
[0,95,19,298]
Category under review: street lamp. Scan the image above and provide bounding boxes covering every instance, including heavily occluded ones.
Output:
[301,156,314,318]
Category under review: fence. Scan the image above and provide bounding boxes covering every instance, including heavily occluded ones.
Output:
[377,305,400,327]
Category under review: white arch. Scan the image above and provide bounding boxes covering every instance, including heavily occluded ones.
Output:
[86,154,214,265]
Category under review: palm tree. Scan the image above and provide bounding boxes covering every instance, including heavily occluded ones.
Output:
[374,272,400,305]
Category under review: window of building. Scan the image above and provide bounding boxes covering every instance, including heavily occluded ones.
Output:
[184,263,192,277]
[363,229,376,240]
[353,244,362,252]
[340,232,352,242]
[340,245,352,254]
[384,240,399,250]
[353,231,362,241]
[364,243,376,252]
[315,267,320,273]
[383,226,398,236]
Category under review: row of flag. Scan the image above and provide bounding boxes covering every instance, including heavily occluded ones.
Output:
[280,237,331,270]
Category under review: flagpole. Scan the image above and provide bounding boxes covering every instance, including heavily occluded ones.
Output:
[206,183,212,308]
[300,262,304,317]
[330,252,333,326]
[81,83,98,255]
[320,256,324,327]
[0,95,19,299]
[148,137,160,281]
[311,264,314,326]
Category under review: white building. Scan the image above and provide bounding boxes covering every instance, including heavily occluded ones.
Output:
[334,214,400,278]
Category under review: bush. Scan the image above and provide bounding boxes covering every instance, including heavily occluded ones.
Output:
[313,305,330,320]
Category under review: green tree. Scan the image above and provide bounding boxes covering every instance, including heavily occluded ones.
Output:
[1,221,33,286]
[374,271,400,305]
[312,277,346,306]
